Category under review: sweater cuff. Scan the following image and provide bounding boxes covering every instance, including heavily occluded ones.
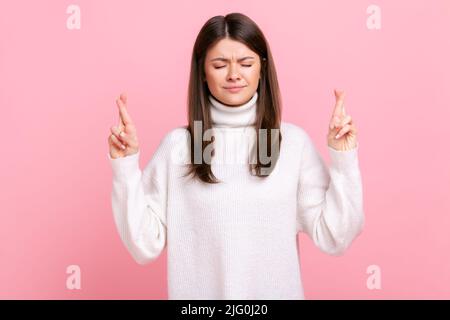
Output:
[327,142,360,174]
[107,150,141,180]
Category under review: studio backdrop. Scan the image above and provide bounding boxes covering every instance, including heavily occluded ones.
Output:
[1,0,449,299]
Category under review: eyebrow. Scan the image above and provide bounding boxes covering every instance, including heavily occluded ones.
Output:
[209,56,255,62]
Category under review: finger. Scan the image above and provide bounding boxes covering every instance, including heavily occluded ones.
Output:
[329,114,343,130]
[110,125,136,147]
[110,133,127,150]
[335,124,353,139]
[108,135,122,152]
[329,115,337,130]
[333,89,346,118]
[120,92,127,105]
[329,89,345,129]
[116,96,133,126]
[115,99,126,128]
[110,126,127,144]
[118,117,125,130]
[336,114,352,129]
[118,92,128,128]
[115,96,126,129]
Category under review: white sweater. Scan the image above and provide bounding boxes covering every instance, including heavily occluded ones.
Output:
[108,91,364,300]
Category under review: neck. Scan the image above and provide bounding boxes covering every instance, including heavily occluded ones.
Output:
[208,91,258,128]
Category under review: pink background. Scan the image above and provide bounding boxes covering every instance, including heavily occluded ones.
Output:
[1,0,449,299]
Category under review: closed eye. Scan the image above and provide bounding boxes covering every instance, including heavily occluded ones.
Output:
[214,65,252,69]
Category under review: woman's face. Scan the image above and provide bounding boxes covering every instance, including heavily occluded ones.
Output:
[204,38,261,106]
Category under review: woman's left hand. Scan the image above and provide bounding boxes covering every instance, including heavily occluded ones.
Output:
[327,89,358,151]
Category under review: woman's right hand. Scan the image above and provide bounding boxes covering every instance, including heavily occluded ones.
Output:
[108,92,140,159]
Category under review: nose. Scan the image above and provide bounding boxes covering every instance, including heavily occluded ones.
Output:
[227,64,241,81]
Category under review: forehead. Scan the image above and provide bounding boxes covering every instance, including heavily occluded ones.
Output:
[206,38,256,58]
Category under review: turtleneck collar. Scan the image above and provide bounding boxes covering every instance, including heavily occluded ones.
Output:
[208,91,258,128]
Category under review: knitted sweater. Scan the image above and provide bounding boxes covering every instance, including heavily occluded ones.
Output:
[108,91,364,299]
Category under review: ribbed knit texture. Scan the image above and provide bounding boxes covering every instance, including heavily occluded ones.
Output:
[108,92,364,299]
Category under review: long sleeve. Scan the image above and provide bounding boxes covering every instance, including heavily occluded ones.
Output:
[108,144,169,265]
[296,132,364,256]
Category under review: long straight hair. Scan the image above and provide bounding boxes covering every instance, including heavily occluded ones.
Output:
[184,13,283,184]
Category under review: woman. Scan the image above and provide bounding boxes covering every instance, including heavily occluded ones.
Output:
[107,13,364,300]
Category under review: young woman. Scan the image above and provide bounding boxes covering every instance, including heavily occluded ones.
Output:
[107,13,364,300]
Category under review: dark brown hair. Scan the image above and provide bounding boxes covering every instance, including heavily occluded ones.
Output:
[184,12,282,184]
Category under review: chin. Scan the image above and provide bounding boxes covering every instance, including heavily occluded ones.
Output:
[222,96,247,106]
[222,92,250,102]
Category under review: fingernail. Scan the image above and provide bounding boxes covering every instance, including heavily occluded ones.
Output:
[335,134,340,139]
[120,132,125,137]
[121,145,126,150]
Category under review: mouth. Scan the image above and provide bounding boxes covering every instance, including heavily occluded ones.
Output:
[223,85,247,93]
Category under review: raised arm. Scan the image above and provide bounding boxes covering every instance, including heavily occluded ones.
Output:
[107,92,168,265]
[296,133,364,256]
[109,150,167,265]
[296,89,364,255]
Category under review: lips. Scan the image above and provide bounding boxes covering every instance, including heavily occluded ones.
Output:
[224,86,246,93]
[224,85,246,89]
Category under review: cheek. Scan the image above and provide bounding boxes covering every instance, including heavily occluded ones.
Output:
[205,72,220,86]
[245,69,260,83]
